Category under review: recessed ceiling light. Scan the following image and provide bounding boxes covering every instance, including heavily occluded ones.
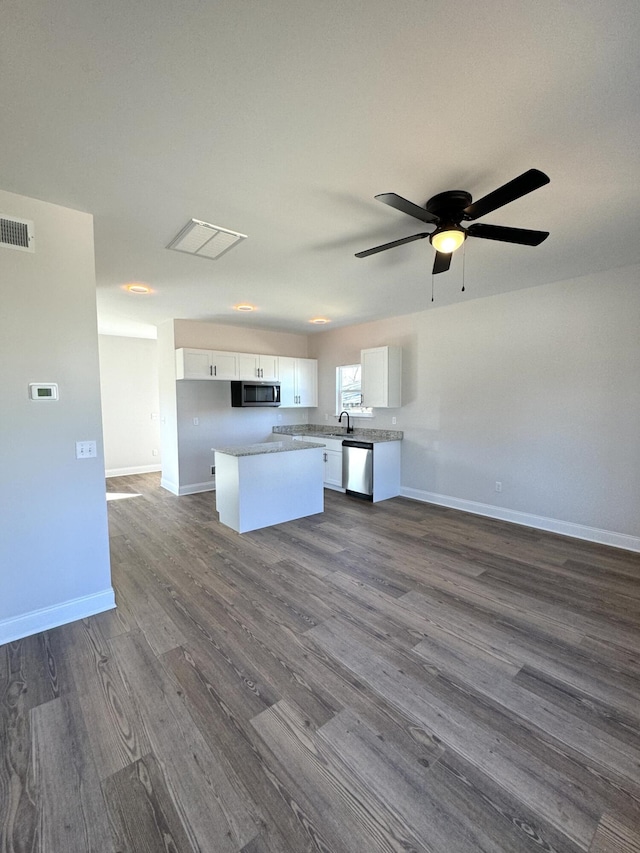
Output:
[234,303,255,312]
[126,284,151,294]
[309,317,330,324]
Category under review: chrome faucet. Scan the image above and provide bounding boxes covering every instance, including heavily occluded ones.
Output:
[338,411,354,433]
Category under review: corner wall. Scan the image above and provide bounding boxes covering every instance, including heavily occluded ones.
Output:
[0,189,114,643]
[308,264,640,549]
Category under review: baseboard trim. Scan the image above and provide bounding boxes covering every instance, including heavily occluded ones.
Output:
[160,477,215,496]
[106,464,161,478]
[160,477,179,495]
[0,588,116,645]
[178,481,215,495]
[399,487,640,553]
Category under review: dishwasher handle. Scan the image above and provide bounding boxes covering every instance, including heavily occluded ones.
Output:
[342,440,374,450]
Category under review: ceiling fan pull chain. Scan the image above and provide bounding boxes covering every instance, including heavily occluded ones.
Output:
[431,270,435,302]
[461,239,466,292]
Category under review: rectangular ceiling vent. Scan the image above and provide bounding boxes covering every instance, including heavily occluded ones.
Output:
[167,219,247,261]
[0,215,35,253]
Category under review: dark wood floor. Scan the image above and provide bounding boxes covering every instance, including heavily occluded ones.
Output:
[2,474,640,853]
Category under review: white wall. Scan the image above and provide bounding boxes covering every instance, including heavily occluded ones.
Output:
[159,319,312,494]
[0,189,114,643]
[98,334,161,476]
[158,320,180,492]
[308,264,640,548]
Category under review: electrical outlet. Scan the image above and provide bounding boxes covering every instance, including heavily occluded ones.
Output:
[152,449,158,457]
[193,417,199,426]
[76,440,97,459]
[392,417,397,425]
[151,412,159,421]
[325,413,328,421]
[495,481,502,492]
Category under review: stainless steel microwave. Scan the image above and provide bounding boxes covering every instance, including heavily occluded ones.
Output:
[230,380,281,407]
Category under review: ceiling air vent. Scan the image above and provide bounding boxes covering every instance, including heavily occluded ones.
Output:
[0,215,35,253]
[167,219,247,260]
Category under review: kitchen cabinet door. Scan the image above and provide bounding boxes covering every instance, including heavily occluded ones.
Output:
[237,353,261,380]
[323,449,343,487]
[361,345,401,408]
[176,348,238,380]
[176,348,213,380]
[259,355,279,382]
[295,358,318,407]
[237,353,278,381]
[278,357,317,407]
[278,356,297,406]
[209,350,238,380]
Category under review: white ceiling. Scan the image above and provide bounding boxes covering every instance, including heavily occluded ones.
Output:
[2,0,639,337]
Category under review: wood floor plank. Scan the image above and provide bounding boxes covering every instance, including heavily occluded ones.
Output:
[307,616,599,850]
[112,559,186,656]
[134,554,339,728]
[60,618,152,780]
[411,633,640,785]
[161,643,322,853]
[251,698,427,852]
[31,695,116,852]
[0,648,38,852]
[589,813,640,853]
[317,707,583,853]
[316,708,489,853]
[102,753,197,853]
[514,665,640,752]
[402,589,640,714]
[108,630,260,852]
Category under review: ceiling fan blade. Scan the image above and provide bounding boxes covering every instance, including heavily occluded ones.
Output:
[432,251,452,274]
[375,193,439,224]
[355,232,430,258]
[466,223,549,246]
[463,169,550,221]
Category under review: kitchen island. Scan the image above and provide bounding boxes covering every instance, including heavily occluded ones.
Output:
[214,440,325,533]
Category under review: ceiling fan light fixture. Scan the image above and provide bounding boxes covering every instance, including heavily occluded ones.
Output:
[430,226,465,254]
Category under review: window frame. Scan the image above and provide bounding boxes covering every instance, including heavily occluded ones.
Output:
[335,363,373,418]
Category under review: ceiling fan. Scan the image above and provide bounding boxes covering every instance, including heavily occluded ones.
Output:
[355,169,550,274]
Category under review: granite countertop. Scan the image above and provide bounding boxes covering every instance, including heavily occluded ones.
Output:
[272,424,403,443]
[214,440,325,457]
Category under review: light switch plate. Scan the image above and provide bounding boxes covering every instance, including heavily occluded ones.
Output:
[76,440,97,459]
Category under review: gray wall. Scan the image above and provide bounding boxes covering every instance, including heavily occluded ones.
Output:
[308,263,640,543]
[0,189,113,642]
[98,334,161,476]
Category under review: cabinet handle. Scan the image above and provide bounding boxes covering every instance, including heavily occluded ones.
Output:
[209,365,213,376]
[213,365,217,377]
[323,452,327,462]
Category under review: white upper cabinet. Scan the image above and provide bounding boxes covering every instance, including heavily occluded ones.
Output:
[361,345,402,408]
[177,348,211,379]
[278,356,318,407]
[176,348,313,397]
[237,353,279,382]
[176,348,238,380]
[295,358,318,407]
[210,350,239,380]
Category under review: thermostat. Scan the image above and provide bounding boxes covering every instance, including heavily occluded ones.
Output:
[29,383,58,401]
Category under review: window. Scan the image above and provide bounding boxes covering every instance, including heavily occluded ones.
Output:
[336,364,372,417]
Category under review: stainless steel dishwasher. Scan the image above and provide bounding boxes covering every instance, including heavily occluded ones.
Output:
[342,440,374,500]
